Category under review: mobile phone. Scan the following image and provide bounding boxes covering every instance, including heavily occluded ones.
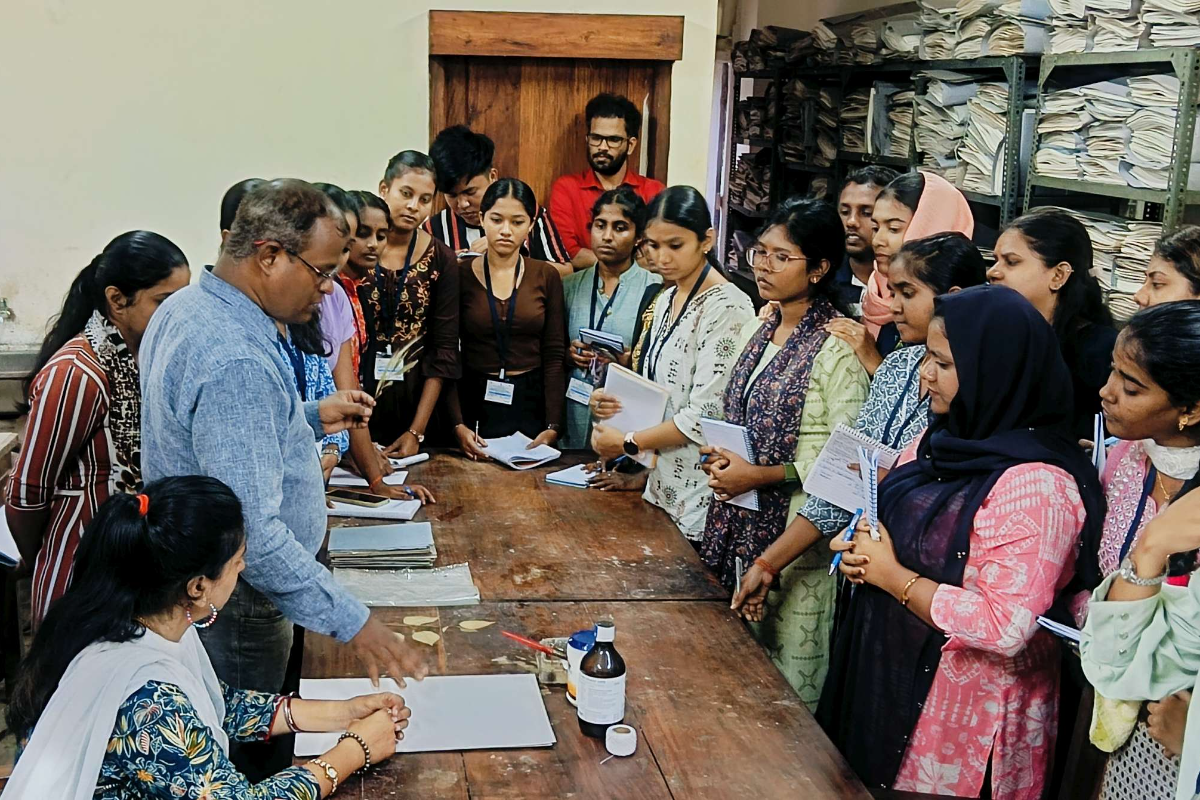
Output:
[326,488,389,508]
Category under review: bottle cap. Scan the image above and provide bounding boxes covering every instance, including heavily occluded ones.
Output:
[605,724,637,757]
[595,620,615,642]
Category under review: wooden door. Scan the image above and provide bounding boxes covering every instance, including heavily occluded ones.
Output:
[429,11,683,206]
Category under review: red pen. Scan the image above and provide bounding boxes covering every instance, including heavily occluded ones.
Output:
[501,630,557,656]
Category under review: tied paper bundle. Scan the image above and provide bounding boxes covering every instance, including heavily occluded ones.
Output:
[841,89,871,153]
[919,0,961,58]
[1064,208,1163,320]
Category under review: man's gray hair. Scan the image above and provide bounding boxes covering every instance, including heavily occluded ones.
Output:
[224,178,348,260]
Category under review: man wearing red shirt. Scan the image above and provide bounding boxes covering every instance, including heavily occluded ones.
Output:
[549,93,666,270]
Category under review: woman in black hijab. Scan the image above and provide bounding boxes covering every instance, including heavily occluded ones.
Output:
[818,285,1104,800]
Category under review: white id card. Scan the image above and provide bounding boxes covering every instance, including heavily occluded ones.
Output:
[484,379,515,405]
[566,377,593,405]
[374,349,405,381]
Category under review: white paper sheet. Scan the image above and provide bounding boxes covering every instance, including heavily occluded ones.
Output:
[294,675,556,755]
[803,423,901,513]
[546,463,592,488]
[483,433,561,470]
[326,498,422,521]
[329,469,409,488]
[601,364,669,468]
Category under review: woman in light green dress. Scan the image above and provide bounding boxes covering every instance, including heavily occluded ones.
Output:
[562,187,661,449]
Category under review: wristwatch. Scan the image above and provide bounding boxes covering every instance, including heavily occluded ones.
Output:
[408,429,425,444]
[308,758,339,793]
[321,444,340,458]
[1117,555,1166,587]
[623,431,641,457]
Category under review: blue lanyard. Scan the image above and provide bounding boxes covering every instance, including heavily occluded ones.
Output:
[589,266,621,332]
[1119,464,1158,563]
[646,263,711,382]
[483,254,522,379]
[373,233,419,335]
[881,362,924,448]
[278,335,308,401]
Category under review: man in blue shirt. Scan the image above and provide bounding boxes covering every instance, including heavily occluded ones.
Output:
[141,180,424,701]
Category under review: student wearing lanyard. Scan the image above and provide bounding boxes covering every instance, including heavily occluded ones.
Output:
[360,151,461,461]
[731,233,987,701]
[447,179,567,457]
[561,187,660,449]
[590,186,755,541]
[1071,302,1200,800]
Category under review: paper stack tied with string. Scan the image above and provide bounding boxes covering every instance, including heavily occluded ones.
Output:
[859,445,883,541]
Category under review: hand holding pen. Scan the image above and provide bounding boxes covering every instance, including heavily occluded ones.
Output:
[829,508,865,576]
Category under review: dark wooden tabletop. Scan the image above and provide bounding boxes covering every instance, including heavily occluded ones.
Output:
[312,452,873,799]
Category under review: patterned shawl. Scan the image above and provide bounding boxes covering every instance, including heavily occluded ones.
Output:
[699,298,838,587]
[82,311,141,494]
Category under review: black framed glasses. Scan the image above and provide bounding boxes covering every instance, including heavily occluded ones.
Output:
[587,133,628,149]
[254,239,340,281]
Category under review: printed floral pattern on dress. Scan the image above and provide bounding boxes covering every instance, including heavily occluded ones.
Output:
[368,245,441,374]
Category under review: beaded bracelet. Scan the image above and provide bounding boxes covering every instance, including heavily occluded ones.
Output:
[339,730,372,771]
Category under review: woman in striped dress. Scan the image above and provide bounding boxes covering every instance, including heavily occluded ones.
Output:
[6,231,190,624]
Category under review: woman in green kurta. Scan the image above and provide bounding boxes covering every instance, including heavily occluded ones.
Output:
[698,197,869,707]
[562,187,661,449]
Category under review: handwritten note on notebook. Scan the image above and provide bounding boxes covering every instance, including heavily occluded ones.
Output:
[804,423,901,513]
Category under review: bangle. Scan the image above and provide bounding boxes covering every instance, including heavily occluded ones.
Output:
[754,556,779,578]
[338,730,372,771]
[283,695,303,733]
[900,575,921,607]
[308,758,339,794]
[368,476,386,492]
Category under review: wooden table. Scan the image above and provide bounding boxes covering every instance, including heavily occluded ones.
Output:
[309,453,872,799]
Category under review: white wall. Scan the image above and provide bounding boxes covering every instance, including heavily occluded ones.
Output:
[0,0,718,341]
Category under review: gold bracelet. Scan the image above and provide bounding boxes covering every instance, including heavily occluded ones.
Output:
[308,758,339,794]
[900,575,921,607]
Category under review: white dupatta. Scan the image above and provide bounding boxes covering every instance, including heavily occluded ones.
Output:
[3,627,227,800]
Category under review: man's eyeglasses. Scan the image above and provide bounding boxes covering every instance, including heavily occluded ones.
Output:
[745,247,808,273]
[254,240,341,282]
[587,133,628,149]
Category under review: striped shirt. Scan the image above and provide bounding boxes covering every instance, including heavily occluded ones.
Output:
[424,205,570,265]
[6,337,119,623]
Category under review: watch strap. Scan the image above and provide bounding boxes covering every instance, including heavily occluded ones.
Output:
[308,758,339,793]
[1118,555,1166,587]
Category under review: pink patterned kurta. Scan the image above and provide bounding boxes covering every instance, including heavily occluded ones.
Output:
[889,444,1088,799]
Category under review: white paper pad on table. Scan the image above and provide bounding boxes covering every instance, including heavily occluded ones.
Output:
[329,468,408,488]
[546,463,592,488]
[328,523,436,569]
[700,418,759,511]
[1037,615,1081,643]
[483,432,561,470]
[602,364,669,468]
[335,563,480,607]
[326,499,422,521]
[804,423,901,513]
[294,675,555,755]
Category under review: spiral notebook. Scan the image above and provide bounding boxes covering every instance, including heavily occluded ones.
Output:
[699,418,759,511]
[804,423,901,513]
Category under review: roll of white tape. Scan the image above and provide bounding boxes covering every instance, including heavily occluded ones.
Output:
[605,724,637,757]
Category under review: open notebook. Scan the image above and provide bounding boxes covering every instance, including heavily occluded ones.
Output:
[483,433,561,470]
[804,423,901,513]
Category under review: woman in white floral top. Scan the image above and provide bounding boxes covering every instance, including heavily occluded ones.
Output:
[590,186,754,540]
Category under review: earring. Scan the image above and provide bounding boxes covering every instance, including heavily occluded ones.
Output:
[187,603,219,629]
[1180,417,1190,432]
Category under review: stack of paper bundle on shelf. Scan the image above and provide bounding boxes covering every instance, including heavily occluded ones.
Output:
[959,82,1012,194]
[841,88,871,153]
[919,0,961,58]
[917,70,976,183]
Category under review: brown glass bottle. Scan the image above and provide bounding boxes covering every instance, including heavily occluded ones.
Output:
[576,620,626,738]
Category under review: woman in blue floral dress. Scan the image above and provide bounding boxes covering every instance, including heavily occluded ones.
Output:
[6,476,410,799]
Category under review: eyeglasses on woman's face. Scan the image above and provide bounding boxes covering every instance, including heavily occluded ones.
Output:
[745,247,807,273]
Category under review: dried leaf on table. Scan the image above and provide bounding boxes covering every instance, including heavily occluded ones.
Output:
[458,620,495,631]
[412,630,441,646]
[403,615,438,627]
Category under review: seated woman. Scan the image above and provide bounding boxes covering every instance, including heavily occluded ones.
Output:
[6,231,190,626]
[1074,301,1200,800]
[1135,224,1200,309]
[829,170,974,376]
[989,207,1117,439]
[697,197,869,594]
[590,186,755,541]
[5,476,409,798]
[448,179,566,455]
[820,285,1104,800]
[562,187,660,449]
[732,233,987,705]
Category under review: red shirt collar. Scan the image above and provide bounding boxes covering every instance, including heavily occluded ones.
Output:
[580,166,651,191]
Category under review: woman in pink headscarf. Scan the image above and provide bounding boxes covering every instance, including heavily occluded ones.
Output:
[827,171,974,375]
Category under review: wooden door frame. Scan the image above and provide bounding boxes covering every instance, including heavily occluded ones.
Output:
[428,11,684,184]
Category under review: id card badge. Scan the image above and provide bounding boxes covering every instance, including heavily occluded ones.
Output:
[485,378,515,406]
[567,377,593,405]
[374,348,404,382]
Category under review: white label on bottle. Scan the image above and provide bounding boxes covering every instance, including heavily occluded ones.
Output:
[576,672,626,725]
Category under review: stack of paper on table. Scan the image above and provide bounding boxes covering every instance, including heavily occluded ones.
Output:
[327,498,422,521]
[804,423,902,513]
[482,432,561,470]
[601,364,669,468]
[328,522,436,569]
[294,675,556,756]
[328,467,409,488]
[545,463,592,488]
[335,562,481,607]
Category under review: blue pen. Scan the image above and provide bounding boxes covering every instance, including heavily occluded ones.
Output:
[699,453,711,465]
[829,508,865,576]
[401,487,417,499]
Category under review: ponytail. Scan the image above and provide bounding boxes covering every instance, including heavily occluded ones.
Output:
[7,476,244,737]
[24,231,187,405]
